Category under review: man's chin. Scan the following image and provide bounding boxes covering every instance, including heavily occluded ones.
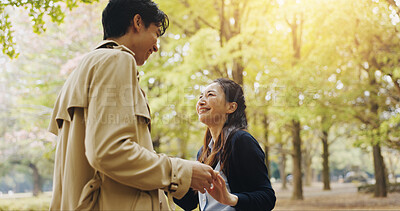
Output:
[137,60,145,66]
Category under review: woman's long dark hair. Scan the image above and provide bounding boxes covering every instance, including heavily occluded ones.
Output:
[198,78,247,176]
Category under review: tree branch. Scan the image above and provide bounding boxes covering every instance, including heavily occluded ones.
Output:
[197,16,217,30]
[170,19,196,36]
[386,0,400,17]
[388,73,400,96]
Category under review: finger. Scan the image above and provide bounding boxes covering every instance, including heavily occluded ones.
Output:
[211,170,218,180]
[205,184,213,191]
[208,170,217,182]
[205,182,212,190]
[212,179,221,189]
[217,174,224,186]
[211,171,219,184]
[197,185,206,194]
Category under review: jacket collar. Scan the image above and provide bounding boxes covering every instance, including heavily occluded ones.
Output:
[94,40,136,57]
[208,139,214,151]
[94,40,140,79]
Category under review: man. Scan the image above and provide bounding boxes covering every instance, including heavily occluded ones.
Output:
[48,0,215,210]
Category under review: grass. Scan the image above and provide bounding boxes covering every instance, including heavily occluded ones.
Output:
[0,192,51,211]
[2,183,400,210]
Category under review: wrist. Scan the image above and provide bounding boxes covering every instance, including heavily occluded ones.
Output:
[227,194,238,206]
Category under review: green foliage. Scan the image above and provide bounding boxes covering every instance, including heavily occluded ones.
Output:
[1,0,400,201]
[0,0,98,59]
[0,1,103,195]
[0,7,18,58]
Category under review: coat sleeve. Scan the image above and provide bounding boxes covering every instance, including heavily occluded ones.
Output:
[173,147,203,210]
[84,51,192,199]
[230,132,276,211]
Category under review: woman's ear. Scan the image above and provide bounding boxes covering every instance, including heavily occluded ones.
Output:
[227,102,238,114]
[132,14,143,32]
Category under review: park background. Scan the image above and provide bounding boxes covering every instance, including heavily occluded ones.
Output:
[0,0,400,210]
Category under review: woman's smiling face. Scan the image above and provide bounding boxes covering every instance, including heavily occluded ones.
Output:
[196,83,229,127]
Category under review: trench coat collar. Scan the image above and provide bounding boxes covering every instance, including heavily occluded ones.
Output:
[94,40,140,80]
[94,40,150,126]
[94,40,135,56]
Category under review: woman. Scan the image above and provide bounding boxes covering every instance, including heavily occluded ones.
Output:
[174,78,276,211]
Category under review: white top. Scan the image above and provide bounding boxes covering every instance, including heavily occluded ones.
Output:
[198,140,235,211]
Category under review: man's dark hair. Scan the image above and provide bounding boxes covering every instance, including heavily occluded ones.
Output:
[102,0,169,40]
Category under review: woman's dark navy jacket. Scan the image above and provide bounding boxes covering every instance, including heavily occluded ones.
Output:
[174,130,276,211]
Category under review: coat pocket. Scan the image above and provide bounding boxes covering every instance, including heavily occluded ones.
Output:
[131,190,153,210]
[75,172,102,211]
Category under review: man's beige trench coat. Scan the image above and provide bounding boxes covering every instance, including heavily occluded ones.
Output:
[48,40,192,210]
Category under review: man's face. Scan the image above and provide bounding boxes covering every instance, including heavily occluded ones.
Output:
[131,22,161,66]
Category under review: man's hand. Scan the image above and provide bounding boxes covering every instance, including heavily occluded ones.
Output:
[190,161,216,194]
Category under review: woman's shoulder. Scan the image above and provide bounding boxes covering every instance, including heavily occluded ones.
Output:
[231,130,256,141]
[231,130,260,147]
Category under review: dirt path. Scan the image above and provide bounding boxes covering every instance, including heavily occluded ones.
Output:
[273,182,400,210]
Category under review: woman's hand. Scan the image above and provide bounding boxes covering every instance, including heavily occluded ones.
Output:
[206,172,238,206]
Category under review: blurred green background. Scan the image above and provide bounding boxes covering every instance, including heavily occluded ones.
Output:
[0,0,399,210]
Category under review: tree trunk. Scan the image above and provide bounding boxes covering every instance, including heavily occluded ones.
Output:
[29,163,42,197]
[262,114,270,177]
[218,0,244,86]
[277,141,287,189]
[368,81,387,197]
[321,130,331,190]
[291,119,303,200]
[232,60,244,86]
[372,143,387,197]
[303,149,312,187]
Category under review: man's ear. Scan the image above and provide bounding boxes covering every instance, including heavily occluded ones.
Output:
[132,14,143,32]
[227,102,238,114]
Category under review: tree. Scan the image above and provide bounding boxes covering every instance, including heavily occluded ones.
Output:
[0,0,98,58]
[340,0,400,197]
[0,1,103,195]
[2,129,54,196]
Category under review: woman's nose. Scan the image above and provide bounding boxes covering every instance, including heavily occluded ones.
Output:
[198,99,205,106]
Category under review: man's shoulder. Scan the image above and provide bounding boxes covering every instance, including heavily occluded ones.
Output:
[72,48,136,75]
[86,47,134,62]
[65,47,136,83]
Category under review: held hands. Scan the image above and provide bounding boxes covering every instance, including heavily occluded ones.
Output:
[206,172,238,206]
[190,161,216,194]
[190,162,238,206]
